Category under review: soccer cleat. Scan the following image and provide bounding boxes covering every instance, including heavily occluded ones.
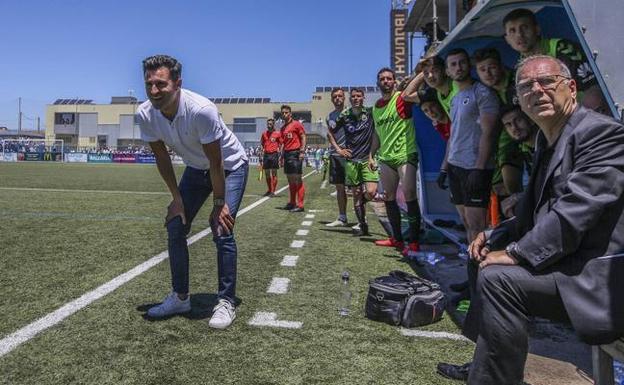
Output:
[330,191,337,197]
[401,241,420,257]
[147,292,191,318]
[283,203,295,210]
[326,219,348,227]
[289,206,305,213]
[353,223,370,237]
[436,362,471,381]
[208,299,236,329]
[374,237,404,250]
[263,191,272,197]
[351,223,360,231]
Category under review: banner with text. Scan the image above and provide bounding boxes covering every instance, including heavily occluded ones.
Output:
[87,153,113,163]
[390,9,409,80]
[65,153,88,163]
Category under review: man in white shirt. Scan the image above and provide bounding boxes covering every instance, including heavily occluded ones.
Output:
[136,55,248,329]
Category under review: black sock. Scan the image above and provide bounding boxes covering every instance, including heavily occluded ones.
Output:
[384,200,403,242]
[354,203,366,225]
[406,199,421,243]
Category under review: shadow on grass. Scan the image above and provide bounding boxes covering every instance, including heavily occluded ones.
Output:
[138,293,242,321]
[319,228,353,235]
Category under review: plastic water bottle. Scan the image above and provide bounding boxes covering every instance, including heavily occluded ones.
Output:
[614,360,624,385]
[338,271,352,316]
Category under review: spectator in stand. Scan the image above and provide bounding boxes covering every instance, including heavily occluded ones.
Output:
[473,47,524,225]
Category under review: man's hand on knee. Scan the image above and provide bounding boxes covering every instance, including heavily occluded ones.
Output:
[166,198,186,226]
[469,231,488,261]
[479,250,518,269]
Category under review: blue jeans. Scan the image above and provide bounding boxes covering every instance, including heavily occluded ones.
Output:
[166,162,248,303]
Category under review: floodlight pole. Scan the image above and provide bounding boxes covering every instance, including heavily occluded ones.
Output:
[18,97,22,135]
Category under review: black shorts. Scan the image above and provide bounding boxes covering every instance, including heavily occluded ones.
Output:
[329,155,346,185]
[283,150,303,175]
[262,152,279,170]
[447,164,493,208]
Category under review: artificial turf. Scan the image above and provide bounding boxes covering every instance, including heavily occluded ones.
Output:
[0,162,472,384]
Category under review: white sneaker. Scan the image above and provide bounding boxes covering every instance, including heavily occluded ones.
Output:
[330,191,337,197]
[351,223,361,231]
[147,292,191,318]
[208,299,236,329]
[326,219,347,227]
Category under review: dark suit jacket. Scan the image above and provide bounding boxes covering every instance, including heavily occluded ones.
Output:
[489,106,624,344]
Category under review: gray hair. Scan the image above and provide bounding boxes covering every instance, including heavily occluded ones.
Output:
[515,55,572,85]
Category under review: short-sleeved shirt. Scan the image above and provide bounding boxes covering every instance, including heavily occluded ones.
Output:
[261,130,282,153]
[335,107,375,161]
[535,38,597,93]
[327,109,346,156]
[281,120,305,152]
[437,79,460,116]
[448,81,499,169]
[136,89,247,171]
[373,92,418,166]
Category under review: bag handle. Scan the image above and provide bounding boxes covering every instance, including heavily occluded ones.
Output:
[389,270,437,290]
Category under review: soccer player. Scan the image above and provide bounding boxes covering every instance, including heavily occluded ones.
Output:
[419,89,450,142]
[280,105,306,212]
[332,88,378,236]
[369,67,422,256]
[260,118,281,196]
[136,55,248,329]
[326,88,349,227]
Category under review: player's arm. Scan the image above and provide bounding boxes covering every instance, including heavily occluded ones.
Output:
[202,141,234,235]
[400,71,426,103]
[298,125,307,160]
[327,120,351,158]
[150,140,186,225]
[368,130,380,170]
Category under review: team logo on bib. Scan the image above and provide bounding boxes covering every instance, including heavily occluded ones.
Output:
[361,114,368,122]
[462,97,470,105]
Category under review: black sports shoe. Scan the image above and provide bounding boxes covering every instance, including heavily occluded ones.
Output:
[263,191,272,197]
[283,203,295,210]
[353,223,370,236]
[449,280,469,292]
[289,207,304,213]
[436,362,471,381]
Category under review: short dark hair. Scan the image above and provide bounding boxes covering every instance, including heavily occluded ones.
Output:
[503,8,538,28]
[350,87,364,95]
[426,55,446,71]
[330,88,344,97]
[419,87,440,106]
[445,48,470,65]
[267,118,275,122]
[280,105,291,112]
[472,48,502,65]
[377,67,395,80]
[142,55,182,80]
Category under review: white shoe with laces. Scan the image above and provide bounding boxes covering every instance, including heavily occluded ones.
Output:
[326,219,347,227]
[208,299,236,329]
[147,292,191,318]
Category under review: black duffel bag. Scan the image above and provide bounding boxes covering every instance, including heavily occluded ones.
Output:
[365,270,446,328]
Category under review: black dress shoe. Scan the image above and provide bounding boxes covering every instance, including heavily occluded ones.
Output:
[436,362,471,381]
[449,280,469,292]
[283,203,295,210]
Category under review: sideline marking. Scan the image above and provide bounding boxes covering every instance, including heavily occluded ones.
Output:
[304,214,315,219]
[400,328,471,342]
[0,171,316,358]
[290,240,305,248]
[320,180,328,189]
[295,229,309,236]
[308,209,324,213]
[267,278,290,294]
[301,221,313,227]
[280,255,299,267]
[248,312,303,329]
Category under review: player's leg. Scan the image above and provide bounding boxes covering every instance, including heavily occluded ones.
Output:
[375,162,403,248]
[397,160,421,255]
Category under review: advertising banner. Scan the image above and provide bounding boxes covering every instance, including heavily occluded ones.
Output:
[42,152,62,161]
[65,153,88,163]
[1,152,18,162]
[136,154,156,164]
[390,9,409,80]
[23,152,43,161]
[87,153,113,163]
[112,153,137,163]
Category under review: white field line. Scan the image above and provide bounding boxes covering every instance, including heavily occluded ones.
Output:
[280,255,299,267]
[248,312,303,329]
[320,180,328,189]
[308,209,324,213]
[290,240,305,248]
[304,214,315,219]
[0,171,316,358]
[400,328,471,342]
[295,229,309,236]
[267,278,290,294]
[301,221,313,227]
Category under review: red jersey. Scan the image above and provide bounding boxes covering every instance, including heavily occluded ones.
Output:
[261,130,282,153]
[434,121,451,141]
[281,120,305,151]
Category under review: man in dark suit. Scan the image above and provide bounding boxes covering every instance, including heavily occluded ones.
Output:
[440,54,624,384]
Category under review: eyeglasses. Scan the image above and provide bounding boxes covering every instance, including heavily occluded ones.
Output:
[516,75,570,95]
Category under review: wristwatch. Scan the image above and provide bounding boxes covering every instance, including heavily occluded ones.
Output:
[214,198,225,207]
[505,242,522,261]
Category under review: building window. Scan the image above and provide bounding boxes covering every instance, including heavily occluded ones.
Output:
[312,95,322,101]
[232,117,257,133]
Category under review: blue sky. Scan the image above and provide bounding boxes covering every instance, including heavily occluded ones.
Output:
[0,0,426,131]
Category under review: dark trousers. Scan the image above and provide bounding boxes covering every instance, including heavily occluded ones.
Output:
[166,163,248,304]
[464,264,570,385]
